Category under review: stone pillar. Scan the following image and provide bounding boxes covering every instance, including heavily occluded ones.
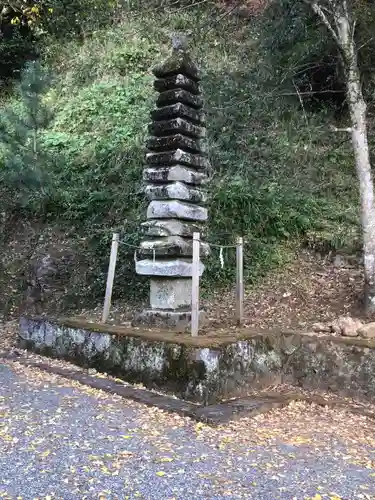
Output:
[134,36,210,330]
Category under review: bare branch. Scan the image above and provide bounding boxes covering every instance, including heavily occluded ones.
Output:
[357,36,373,52]
[293,78,308,124]
[329,124,352,132]
[200,0,241,39]
[210,89,345,110]
[308,1,340,46]
[352,19,357,43]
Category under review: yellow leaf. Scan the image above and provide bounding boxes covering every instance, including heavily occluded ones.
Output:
[156,471,166,477]
[121,435,132,439]
[160,457,173,462]
[311,495,322,500]
[289,436,311,445]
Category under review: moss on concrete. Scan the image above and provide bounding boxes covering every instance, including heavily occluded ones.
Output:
[19,316,375,404]
[50,316,375,348]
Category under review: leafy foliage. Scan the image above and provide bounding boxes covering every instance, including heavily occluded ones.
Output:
[0,0,121,85]
[0,60,55,211]
[0,1,365,308]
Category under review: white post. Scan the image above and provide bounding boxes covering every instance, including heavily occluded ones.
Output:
[191,232,200,337]
[236,236,244,326]
[101,233,119,323]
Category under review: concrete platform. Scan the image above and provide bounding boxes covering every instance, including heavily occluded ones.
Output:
[18,316,375,405]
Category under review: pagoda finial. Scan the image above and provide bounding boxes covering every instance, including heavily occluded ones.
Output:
[171,32,188,52]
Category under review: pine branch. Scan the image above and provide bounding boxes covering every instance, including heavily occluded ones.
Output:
[0,60,55,206]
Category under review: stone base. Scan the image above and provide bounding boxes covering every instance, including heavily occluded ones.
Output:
[132,309,206,331]
[150,278,191,310]
[18,316,375,405]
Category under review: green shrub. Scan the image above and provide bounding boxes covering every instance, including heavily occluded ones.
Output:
[0,60,56,213]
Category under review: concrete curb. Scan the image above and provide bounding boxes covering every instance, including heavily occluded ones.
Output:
[1,353,289,425]
[2,353,374,424]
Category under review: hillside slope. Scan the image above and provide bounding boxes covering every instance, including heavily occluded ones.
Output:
[0,2,363,322]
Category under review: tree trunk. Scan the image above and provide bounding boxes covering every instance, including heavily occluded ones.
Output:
[349,81,375,314]
[335,5,375,314]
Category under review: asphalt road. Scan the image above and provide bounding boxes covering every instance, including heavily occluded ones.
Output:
[0,361,374,499]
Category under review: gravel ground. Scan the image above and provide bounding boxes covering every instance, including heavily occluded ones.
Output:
[0,361,375,500]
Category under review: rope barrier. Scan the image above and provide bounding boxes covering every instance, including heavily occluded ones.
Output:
[102,231,245,332]
[118,237,241,273]
[119,236,241,271]
[198,240,238,249]
[119,238,240,250]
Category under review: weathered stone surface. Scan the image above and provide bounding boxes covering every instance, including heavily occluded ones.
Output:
[153,52,200,81]
[143,166,208,185]
[18,317,375,405]
[144,182,207,203]
[194,397,288,424]
[147,200,208,221]
[151,103,205,125]
[154,74,200,95]
[330,316,363,337]
[133,309,205,331]
[146,134,207,154]
[312,323,332,334]
[150,278,191,310]
[136,258,204,277]
[146,149,210,170]
[136,43,209,328]
[141,219,202,238]
[139,236,210,257]
[157,89,203,109]
[358,322,375,339]
[22,230,78,316]
[148,118,205,139]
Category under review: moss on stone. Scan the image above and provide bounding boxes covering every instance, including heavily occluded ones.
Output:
[152,52,200,81]
[19,316,375,404]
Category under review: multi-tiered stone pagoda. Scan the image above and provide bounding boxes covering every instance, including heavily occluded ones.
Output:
[134,35,210,329]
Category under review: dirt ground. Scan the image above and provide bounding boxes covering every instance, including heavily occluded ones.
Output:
[74,249,365,332]
[0,248,365,352]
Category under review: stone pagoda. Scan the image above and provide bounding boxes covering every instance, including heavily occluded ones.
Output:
[134,35,210,329]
